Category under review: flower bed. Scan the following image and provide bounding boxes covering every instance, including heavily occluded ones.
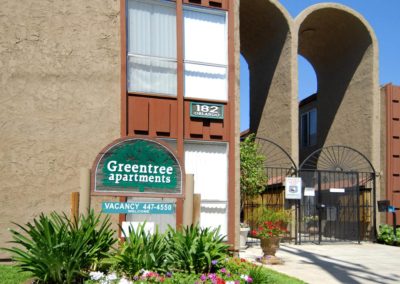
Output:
[86,258,270,284]
[4,211,305,284]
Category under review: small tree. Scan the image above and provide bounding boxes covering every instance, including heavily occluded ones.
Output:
[240,134,268,215]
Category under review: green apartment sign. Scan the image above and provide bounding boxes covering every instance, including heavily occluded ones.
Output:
[93,138,182,195]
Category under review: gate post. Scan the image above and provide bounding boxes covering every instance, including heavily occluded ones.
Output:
[356,172,361,244]
[317,171,322,245]
[373,173,377,241]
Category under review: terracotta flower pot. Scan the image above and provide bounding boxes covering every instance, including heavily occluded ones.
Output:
[260,236,280,256]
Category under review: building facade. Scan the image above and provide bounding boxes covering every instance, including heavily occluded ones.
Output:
[0,0,241,257]
[0,0,387,256]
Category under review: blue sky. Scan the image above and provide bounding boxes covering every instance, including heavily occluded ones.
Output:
[240,0,400,131]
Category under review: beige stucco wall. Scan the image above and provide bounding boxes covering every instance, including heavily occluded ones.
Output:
[0,0,121,257]
[233,0,241,252]
[240,0,298,162]
[296,4,380,173]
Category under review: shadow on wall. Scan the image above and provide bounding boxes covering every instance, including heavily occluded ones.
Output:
[239,0,378,166]
[297,6,376,162]
[240,0,293,151]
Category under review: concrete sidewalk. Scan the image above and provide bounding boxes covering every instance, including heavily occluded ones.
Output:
[240,242,400,284]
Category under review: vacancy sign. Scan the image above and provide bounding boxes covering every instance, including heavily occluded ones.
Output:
[285,177,302,199]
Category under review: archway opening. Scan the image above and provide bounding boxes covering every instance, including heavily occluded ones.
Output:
[240,54,250,132]
[298,55,317,101]
[297,6,375,163]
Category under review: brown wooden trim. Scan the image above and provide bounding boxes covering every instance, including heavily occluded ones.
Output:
[177,0,184,162]
[176,198,184,228]
[128,93,177,102]
[92,192,185,198]
[118,196,127,240]
[227,0,236,248]
[176,0,185,228]
[183,0,228,10]
[120,0,127,136]
[385,84,393,224]
[127,91,178,100]
[184,97,228,104]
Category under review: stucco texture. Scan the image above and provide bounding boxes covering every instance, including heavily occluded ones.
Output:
[240,0,297,160]
[296,4,380,170]
[0,0,121,256]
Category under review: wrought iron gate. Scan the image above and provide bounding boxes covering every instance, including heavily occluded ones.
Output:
[298,146,376,244]
[243,140,376,245]
[243,137,297,241]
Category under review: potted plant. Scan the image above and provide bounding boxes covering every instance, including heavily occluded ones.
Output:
[303,215,318,234]
[240,134,268,248]
[250,208,290,263]
[239,222,251,249]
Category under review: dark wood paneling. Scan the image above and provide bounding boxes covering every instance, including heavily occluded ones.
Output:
[153,102,171,133]
[183,0,228,10]
[128,95,178,138]
[131,97,149,132]
[184,101,228,140]
[385,84,400,223]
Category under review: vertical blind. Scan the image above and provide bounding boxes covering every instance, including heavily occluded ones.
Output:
[183,8,228,101]
[185,142,228,236]
[127,0,177,96]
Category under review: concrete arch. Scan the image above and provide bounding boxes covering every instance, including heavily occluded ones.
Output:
[240,0,297,161]
[295,3,380,171]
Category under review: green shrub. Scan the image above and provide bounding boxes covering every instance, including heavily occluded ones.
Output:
[109,222,168,278]
[165,225,230,274]
[377,224,400,246]
[248,264,272,283]
[240,133,268,212]
[3,210,116,284]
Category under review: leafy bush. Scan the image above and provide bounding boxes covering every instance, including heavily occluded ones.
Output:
[240,134,268,212]
[165,225,230,274]
[377,224,400,246]
[4,211,116,284]
[109,222,169,278]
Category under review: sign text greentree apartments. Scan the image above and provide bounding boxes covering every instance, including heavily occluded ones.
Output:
[106,161,174,184]
[93,138,182,195]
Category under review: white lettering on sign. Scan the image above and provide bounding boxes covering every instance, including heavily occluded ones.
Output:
[106,160,173,184]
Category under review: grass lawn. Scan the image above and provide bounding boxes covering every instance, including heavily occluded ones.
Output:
[264,268,307,284]
[0,264,32,284]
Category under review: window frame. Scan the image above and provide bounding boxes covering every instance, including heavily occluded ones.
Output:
[301,108,317,148]
[126,0,178,97]
[182,4,228,101]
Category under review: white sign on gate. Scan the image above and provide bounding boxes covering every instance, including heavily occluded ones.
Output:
[285,177,302,199]
[304,187,316,197]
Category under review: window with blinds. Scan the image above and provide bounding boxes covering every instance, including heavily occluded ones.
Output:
[127,0,177,96]
[183,7,228,101]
